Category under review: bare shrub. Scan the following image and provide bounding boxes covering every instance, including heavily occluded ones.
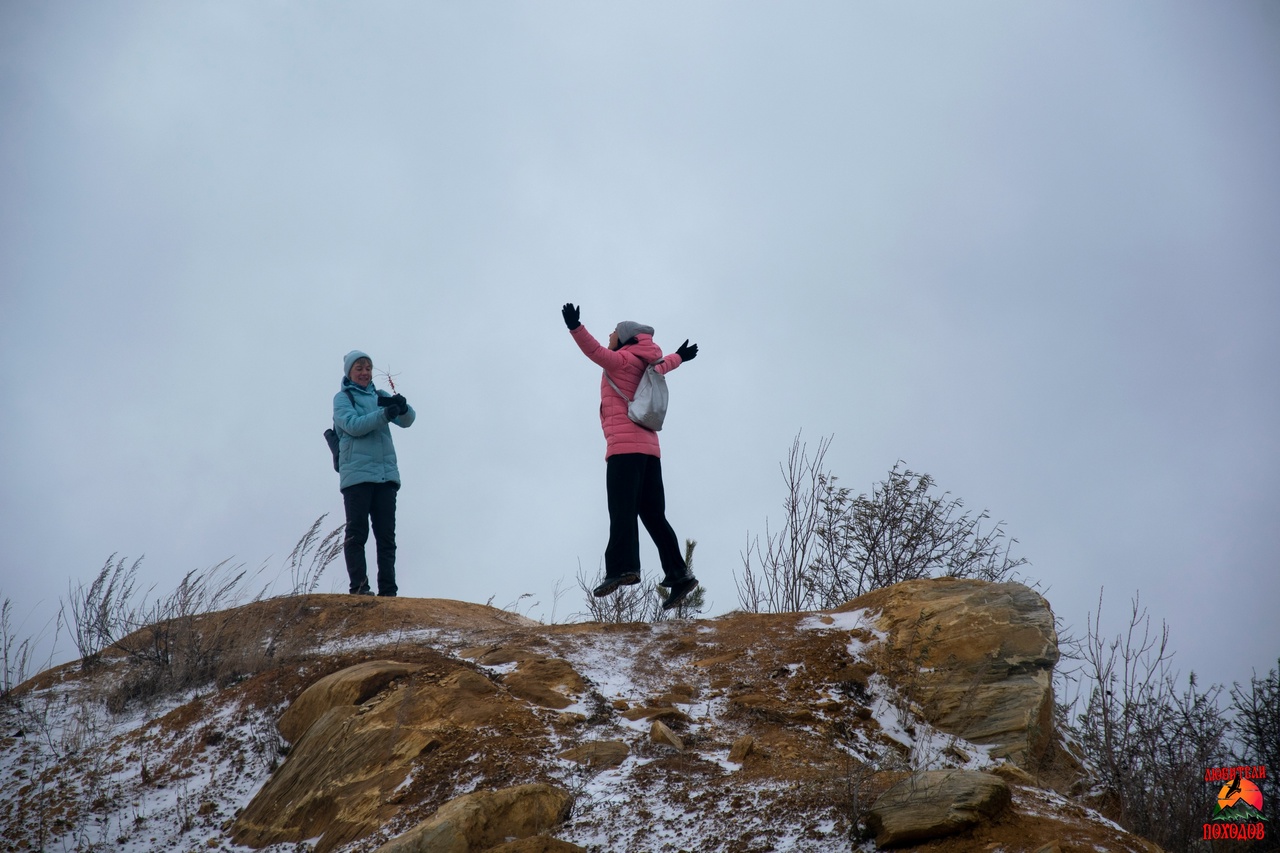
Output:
[574,540,704,624]
[737,435,836,613]
[1229,660,1279,829]
[1069,590,1230,852]
[829,461,1025,595]
[737,433,1027,613]
[58,515,347,709]
[104,559,259,709]
[574,567,658,624]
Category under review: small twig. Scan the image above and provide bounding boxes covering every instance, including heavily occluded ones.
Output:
[378,366,400,393]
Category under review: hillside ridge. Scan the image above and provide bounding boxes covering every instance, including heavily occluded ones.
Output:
[1,579,1164,852]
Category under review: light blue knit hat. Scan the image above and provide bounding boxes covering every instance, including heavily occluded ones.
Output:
[343,350,371,378]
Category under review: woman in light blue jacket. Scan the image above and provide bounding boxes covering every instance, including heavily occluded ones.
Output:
[333,350,415,596]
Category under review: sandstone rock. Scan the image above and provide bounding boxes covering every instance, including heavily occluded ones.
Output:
[278,660,422,743]
[866,770,1011,847]
[503,656,586,710]
[991,761,1037,786]
[844,578,1059,767]
[461,646,587,709]
[728,735,754,764]
[232,664,532,852]
[621,705,689,723]
[373,783,573,853]
[650,720,684,751]
[461,645,522,666]
[558,740,630,769]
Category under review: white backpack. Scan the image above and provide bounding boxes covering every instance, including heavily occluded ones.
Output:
[605,357,668,431]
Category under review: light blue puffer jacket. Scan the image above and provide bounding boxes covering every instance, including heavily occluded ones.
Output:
[333,372,415,491]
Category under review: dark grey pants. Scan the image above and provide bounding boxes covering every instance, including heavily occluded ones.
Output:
[342,481,399,595]
[604,453,687,585]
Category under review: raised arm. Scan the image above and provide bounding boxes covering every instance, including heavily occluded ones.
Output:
[563,302,637,372]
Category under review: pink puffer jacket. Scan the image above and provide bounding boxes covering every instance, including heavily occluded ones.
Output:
[571,325,684,459]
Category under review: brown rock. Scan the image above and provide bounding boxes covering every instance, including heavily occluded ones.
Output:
[372,783,574,853]
[277,660,422,743]
[728,735,755,764]
[658,682,699,704]
[503,656,587,710]
[650,720,684,751]
[460,646,587,710]
[621,706,690,723]
[232,665,529,852]
[866,770,1011,847]
[693,652,739,667]
[558,740,630,769]
[991,761,1037,786]
[461,645,524,666]
[844,578,1059,767]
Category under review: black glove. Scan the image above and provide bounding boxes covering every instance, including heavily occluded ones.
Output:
[384,405,401,421]
[676,339,698,362]
[561,303,581,331]
[378,394,408,415]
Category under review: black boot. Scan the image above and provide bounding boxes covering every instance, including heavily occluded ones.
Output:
[661,577,699,611]
[593,572,641,597]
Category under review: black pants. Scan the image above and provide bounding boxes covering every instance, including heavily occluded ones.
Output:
[604,454,687,585]
[342,481,399,595]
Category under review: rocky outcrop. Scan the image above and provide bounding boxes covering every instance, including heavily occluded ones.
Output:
[277,660,422,743]
[232,665,544,853]
[226,579,1071,851]
[844,577,1060,767]
[372,783,574,853]
[4,584,1167,853]
[866,770,1011,847]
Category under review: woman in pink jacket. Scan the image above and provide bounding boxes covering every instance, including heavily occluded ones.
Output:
[562,303,701,611]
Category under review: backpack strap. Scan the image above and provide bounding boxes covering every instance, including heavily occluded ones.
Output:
[603,352,661,403]
[604,372,632,403]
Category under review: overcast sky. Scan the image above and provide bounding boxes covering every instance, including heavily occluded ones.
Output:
[2,2,1277,698]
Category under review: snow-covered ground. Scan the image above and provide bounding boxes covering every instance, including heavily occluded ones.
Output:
[1,607,1062,853]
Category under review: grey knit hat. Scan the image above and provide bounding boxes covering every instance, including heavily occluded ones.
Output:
[614,321,654,344]
[343,350,372,378]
